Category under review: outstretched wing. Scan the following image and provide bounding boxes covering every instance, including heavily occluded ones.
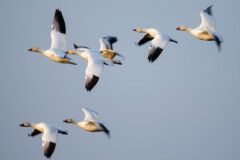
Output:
[84,51,113,91]
[199,6,216,32]
[74,44,90,49]
[137,34,153,46]
[99,123,110,138]
[51,9,66,51]
[82,108,99,121]
[85,57,103,91]
[58,130,68,135]
[42,128,58,158]
[147,35,168,63]
[99,36,117,51]
[28,129,41,137]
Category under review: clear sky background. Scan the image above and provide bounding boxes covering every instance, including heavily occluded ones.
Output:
[1,0,240,159]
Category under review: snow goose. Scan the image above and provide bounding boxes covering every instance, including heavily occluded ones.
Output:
[19,122,67,158]
[133,28,178,62]
[66,46,113,91]
[176,6,223,51]
[99,36,124,65]
[63,108,110,138]
[28,9,76,65]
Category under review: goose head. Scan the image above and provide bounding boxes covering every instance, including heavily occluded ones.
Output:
[65,50,77,55]
[63,119,74,123]
[28,47,41,53]
[19,122,31,127]
[133,28,143,33]
[176,26,188,31]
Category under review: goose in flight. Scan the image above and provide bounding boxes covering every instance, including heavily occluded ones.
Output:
[133,28,178,62]
[28,9,76,65]
[176,6,223,51]
[63,108,110,138]
[66,46,113,91]
[20,122,68,158]
[99,36,124,65]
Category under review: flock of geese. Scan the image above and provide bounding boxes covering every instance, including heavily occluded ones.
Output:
[21,5,223,158]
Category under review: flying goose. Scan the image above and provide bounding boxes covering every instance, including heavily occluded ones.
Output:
[66,46,113,91]
[20,122,68,158]
[133,28,178,62]
[176,6,223,51]
[28,9,76,65]
[63,108,110,138]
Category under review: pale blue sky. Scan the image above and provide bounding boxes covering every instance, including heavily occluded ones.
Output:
[1,0,240,159]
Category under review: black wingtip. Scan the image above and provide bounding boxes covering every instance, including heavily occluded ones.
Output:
[99,123,110,138]
[44,142,56,159]
[59,130,68,135]
[134,42,140,46]
[53,8,66,34]
[73,44,90,49]
[170,39,178,43]
[74,43,78,49]
[204,5,213,15]
[213,35,222,52]
[103,36,118,44]
[85,75,99,91]
[148,47,163,63]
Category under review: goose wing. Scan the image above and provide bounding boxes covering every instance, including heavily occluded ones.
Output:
[99,36,117,51]
[148,34,169,62]
[98,123,110,138]
[74,44,90,49]
[85,56,103,91]
[137,33,153,46]
[84,50,113,91]
[51,9,66,52]
[82,108,99,121]
[199,6,216,32]
[42,127,58,158]
[28,129,41,137]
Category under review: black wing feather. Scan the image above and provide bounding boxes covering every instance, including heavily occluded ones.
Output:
[85,75,99,91]
[43,142,56,158]
[99,123,110,138]
[137,34,153,46]
[52,9,66,34]
[104,36,117,44]
[148,46,163,63]
[28,129,41,137]
[204,5,213,16]
[213,35,222,51]
[74,44,90,49]
[58,130,68,135]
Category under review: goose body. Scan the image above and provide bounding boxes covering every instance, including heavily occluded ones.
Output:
[63,108,110,138]
[66,45,113,91]
[176,6,223,50]
[133,28,177,62]
[28,9,76,65]
[20,122,67,158]
[99,36,124,65]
